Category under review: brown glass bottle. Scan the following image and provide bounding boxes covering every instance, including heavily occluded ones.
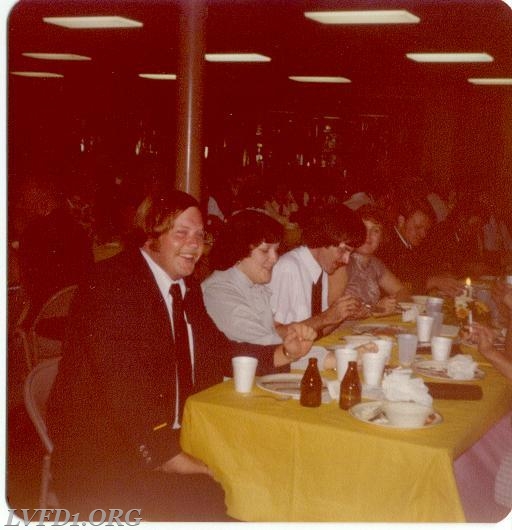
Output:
[339,361,361,410]
[300,358,322,407]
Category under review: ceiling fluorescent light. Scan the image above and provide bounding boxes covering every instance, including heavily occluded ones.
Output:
[468,78,512,85]
[22,52,91,61]
[11,71,64,78]
[138,73,177,80]
[205,53,271,63]
[304,10,419,24]
[406,52,493,63]
[289,76,351,83]
[43,16,143,29]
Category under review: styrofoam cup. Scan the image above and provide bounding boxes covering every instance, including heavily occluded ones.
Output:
[232,356,258,393]
[335,347,358,381]
[431,336,453,361]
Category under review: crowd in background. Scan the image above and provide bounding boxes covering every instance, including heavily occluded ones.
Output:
[8,163,512,322]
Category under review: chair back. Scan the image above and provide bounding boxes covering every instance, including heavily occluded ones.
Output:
[23,357,61,454]
[29,285,77,365]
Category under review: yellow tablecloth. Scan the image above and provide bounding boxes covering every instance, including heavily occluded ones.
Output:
[181,318,512,522]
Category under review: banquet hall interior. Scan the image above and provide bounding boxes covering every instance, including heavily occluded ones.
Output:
[6,0,512,522]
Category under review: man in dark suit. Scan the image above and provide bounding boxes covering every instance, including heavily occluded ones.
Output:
[46,188,275,521]
[376,193,463,297]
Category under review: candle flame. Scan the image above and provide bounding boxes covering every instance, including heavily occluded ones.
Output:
[465,277,471,287]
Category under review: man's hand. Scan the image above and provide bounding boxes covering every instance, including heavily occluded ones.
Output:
[283,323,317,360]
[158,451,212,476]
[327,295,364,323]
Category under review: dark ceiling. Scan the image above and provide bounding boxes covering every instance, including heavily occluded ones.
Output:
[6,0,512,195]
[8,0,512,113]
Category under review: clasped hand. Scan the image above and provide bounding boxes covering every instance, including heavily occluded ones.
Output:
[282,323,317,360]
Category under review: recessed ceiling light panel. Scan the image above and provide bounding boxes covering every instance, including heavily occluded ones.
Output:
[406,52,494,63]
[138,73,177,80]
[304,10,420,24]
[43,16,143,29]
[468,78,512,85]
[22,52,91,61]
[289,76,351,83]
[205,53,271,63]
[11,71,64,78]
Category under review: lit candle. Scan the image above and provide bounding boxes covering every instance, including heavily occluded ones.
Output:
[468,310,473,331]
[465,277,473,298]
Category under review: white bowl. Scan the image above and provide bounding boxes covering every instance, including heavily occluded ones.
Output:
[382,401,433,428]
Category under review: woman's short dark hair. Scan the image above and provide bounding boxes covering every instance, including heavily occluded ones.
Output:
[357,204,386,227]
[209,209,283,271]
[300,204,366,249]
[130,187,201,247]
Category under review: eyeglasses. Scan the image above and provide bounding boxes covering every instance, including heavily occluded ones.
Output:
[338,243,355,254]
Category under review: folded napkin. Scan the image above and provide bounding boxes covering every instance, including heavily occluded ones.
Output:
[402,305,420,323]
[382,369,433,407]
[446,354,477,380]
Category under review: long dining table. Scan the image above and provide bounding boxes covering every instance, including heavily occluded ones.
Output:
[180,314,512,522]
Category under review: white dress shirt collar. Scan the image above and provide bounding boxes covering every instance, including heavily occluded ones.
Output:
[394,226,412,250]
[298,245,323,283]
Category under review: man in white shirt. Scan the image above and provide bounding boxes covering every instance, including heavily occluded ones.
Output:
[270,204,367,337]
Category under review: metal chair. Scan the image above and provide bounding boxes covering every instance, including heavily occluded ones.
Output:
[10,286,32,372]
[23,357,61,508]
[28,285,77,367]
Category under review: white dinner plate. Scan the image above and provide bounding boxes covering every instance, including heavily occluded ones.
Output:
[412,359,484,381]
[349,401,442,429]
[341,334,375,346]
[256,373,331,403]
[352,323,408,337]
[398,302,417,310]
[440,324,460,338]
[479,275,497,281]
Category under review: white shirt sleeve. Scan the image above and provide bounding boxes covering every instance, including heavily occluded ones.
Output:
[202,274,282,346]
[270,257,311,324]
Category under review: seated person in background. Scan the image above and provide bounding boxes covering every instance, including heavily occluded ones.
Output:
[376,193,463,297]
[328,205,410,315]
[46,188,284,521]
[15,176,94,332]
[470,280,512,380]
[263,181,299,227]
[202,210,316,370]
[269,204,367,338]
[419,196,490,278]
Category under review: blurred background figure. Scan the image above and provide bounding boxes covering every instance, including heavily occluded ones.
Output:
[420,193,489,278]
[376,192,463,297]
[14,176,94,329]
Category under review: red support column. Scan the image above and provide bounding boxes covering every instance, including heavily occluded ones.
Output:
[175,0,206,200]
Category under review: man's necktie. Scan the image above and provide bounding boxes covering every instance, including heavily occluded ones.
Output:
[170,283,193,422]
[311,274,322,316]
